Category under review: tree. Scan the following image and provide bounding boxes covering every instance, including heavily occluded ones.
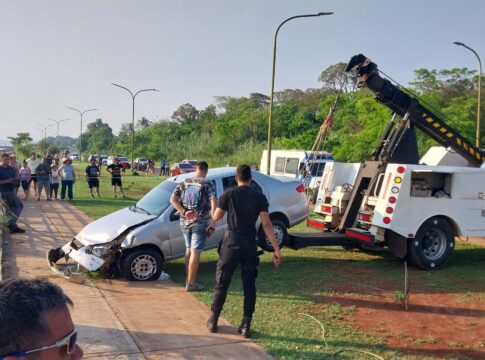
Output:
[136,117,153,130]
[8,133,33,159]
[318,62,357,93]
[171,103,199,124]
[83,119,114,154]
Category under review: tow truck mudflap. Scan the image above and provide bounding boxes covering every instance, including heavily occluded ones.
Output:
[287,228,376,250]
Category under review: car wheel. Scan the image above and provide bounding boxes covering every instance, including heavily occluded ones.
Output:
[306,189,317,204]
[406,217,454,270]
[258,218,287,252]
[122,248,164,281]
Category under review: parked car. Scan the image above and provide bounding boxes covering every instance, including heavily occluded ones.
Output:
[100,155,108,165]
[107,155,131,169]
[134,157,149,171]
[171,162,194,175]
[71,153,79,161]
[48,167,307,281]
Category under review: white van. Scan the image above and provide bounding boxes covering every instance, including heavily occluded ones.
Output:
[260,150,334,203]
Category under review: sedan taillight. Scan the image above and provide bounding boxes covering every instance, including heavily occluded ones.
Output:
[296,184,305,193]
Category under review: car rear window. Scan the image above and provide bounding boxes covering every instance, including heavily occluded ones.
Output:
[179,163,193,169]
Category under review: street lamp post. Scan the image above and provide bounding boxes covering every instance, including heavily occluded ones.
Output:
[48,117,69,148]
[111,83,159,174]
[66,107,98,162]
[37,124,54,144]
[266,12,333,175]
[453,41,482,148]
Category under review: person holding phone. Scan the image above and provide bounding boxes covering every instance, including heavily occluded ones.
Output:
[206,164,282,338]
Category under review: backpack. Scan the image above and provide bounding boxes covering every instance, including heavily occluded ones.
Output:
[181,181,206,211]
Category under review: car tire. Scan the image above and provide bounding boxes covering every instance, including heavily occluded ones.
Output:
[122,248,164,281]
[257,218,287,252]
[406,217,454,270]
[306,189,317,204]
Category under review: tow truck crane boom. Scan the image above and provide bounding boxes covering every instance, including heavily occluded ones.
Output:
[346,54,484,167]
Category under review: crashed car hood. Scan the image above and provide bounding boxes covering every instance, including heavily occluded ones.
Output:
[75,207,157,245]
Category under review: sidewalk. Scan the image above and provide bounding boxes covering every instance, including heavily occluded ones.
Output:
[1,198,273,360]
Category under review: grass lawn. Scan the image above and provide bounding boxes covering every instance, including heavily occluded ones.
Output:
[69,162,163,218]
[69,167,485,359]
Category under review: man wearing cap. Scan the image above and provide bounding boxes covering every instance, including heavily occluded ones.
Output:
[106,157,125,198]
[206,164,282,338]
[0,153,25,233]
[85,158,101,198]
[58,157,76,200]
[35,156,51,201]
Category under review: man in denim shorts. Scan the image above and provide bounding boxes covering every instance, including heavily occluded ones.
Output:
[170,161,217,291]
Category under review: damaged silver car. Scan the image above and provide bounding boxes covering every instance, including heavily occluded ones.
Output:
[48,167,308,281]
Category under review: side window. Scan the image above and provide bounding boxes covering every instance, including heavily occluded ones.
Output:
[222,176,237,192]
[170,208,180,222]
[274,157,286,173]
[250,180,263,194]
[285,158,299,175]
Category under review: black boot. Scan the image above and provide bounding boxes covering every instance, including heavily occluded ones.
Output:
[237,316,252,338]
[207,312,220,333]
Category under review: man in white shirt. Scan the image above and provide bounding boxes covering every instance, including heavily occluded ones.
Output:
[26,152,41,197]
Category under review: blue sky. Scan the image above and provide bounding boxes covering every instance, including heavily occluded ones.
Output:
[1,0,483,141]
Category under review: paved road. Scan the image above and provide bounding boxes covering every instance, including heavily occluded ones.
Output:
[1,198,272,360]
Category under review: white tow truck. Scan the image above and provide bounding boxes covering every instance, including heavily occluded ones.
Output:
[288,54,485,270]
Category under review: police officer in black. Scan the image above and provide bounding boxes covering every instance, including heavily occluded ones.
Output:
[206,164,282,338]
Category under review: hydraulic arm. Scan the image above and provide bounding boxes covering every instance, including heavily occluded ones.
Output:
[346,54,484,167]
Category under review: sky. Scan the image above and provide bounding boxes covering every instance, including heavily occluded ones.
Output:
[1,0,484,143]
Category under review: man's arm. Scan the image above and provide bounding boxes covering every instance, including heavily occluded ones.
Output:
[260,211,282,268]
[169,194,197,220]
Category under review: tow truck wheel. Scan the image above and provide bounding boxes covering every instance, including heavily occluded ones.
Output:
[406,217,454,270]
[122,248,164,281]
[258,219,287,252]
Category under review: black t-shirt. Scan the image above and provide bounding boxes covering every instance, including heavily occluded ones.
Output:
[107,164,122,178]
[85,165,100,178]
[218,185,269,237]
[0,165,16,193]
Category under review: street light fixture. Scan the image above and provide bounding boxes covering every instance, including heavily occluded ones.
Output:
[111,83,159,173]
[48,117,69,148]
[66,107,98,162]
[266,12,334,175]
[37,123,54,144]
[453,41,482,148]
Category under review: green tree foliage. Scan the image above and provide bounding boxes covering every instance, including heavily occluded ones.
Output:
[8,133,33,159]
[103,62,479,169]
[82,119,114,155]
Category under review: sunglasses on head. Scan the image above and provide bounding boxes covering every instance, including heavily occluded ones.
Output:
[0,329,77,359]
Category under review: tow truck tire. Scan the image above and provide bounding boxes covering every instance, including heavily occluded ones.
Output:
[258,219,287,252]
[122,248,164,281]
[406,217,454,270]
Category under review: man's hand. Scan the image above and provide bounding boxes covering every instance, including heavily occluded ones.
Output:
[272,250,282,268]
[185,210,197,220]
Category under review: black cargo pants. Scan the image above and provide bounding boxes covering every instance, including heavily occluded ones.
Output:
[211,231,259,317]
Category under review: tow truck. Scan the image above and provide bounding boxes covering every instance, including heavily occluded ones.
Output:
[289,54,485,270]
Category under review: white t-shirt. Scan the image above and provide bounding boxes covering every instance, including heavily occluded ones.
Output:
[26,158,41,174]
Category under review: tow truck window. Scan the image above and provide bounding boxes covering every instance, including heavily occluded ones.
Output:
[275,157,286,173]
[285,158,299,175]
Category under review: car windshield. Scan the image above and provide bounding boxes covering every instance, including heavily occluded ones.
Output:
[179,163,193,169]
[134,180,177,216]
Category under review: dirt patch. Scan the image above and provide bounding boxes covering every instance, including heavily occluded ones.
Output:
[324,292,485,359]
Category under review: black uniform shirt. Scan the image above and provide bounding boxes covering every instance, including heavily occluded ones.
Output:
[218,185,269,238]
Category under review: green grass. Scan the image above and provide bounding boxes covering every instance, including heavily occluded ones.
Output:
[68,170,485,359]
[69,162,163,218]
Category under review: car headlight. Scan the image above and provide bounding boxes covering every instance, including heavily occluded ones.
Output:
[90,240,116,257]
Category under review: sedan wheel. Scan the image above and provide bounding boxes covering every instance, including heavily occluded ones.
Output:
[122,249,164,281]
[258,219,287,252]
